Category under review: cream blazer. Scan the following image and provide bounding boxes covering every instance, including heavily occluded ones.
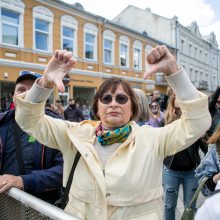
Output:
[15,92,211,220]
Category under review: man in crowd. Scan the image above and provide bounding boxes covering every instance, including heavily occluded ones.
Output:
[0,71,63,204]
[64,98,85,122]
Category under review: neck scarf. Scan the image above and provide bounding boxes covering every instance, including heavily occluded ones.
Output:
[96,123,132,146]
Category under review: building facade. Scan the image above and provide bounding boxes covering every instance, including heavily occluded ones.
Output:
[0,0,176,110]
[113,5,220,93]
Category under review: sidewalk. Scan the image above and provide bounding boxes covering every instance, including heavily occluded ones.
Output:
[176,185,206,220]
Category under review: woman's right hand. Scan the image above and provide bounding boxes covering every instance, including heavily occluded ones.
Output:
[39,50,76,93]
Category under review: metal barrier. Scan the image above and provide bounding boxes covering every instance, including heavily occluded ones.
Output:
[0,187,80,220]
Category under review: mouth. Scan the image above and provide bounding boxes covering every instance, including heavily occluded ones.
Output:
[108,112,120,116]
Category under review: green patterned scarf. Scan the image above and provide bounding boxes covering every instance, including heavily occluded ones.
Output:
[96,123,132,146]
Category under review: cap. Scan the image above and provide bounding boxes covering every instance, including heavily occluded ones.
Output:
[16,70,42,85]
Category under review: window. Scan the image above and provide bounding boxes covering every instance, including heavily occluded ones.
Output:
[84,23,98,61]
[35,19,49,51]
[119,36,129,68]
[133,40,142,70]
[103,30,115,65]
[188,44,192,56]
[61,15,78,56]
[104,39,113,64]
[0,0,24,46]
[181,39,184,53]
[85,33,95,59]
[33,6,53,52]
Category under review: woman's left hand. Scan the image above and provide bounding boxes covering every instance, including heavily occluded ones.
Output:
[144,45,179,79]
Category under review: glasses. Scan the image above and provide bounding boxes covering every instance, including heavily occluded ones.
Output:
[151,104,158,108]
[100,94,130,105]
[19,70,42,78]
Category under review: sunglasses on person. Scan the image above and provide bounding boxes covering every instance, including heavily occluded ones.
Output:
[19,70,42,78]
[100,93,130,105]
[151,104,158,108]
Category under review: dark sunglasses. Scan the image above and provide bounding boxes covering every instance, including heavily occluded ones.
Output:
[19,70,42,78]
[100,94,130,105]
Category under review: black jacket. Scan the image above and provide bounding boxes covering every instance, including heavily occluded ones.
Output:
[64,105,85,122]
[163,138,207,170]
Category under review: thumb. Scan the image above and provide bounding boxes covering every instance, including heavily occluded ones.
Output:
[143,65,158,79]
[54,78,65,93]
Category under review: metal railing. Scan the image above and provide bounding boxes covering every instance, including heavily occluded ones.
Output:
[0,187,80,220]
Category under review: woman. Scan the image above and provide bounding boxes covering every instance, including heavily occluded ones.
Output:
[15,45,211,220]
[147,101,164,127]
[162,94,207,220]
[195,126,220,197]
[133,88,150,126]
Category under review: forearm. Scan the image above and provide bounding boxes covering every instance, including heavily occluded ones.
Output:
[166,67,199,101]
[25,78,53,103]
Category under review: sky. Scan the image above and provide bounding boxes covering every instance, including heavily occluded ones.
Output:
[63,0,220,47]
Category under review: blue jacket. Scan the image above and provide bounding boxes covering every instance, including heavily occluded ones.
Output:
[0,109,63,202]
[195,144,220,196]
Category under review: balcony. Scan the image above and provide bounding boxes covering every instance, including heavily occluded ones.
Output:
[196,80,208,90]
[155,73,168,86]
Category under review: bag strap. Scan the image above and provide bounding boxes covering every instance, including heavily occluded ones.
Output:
[60,150,81,209]
[188,176,209,208]
[13,123,26,175]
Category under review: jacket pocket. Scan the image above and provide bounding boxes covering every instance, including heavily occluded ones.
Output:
[65,194,86,219]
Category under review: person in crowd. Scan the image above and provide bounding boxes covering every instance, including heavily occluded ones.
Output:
[0,71,63,204]
[146,101,164,127]
[152,90,162,105]
[162,94,208,220]
[54,99,64,116]
[15,46,211,219]
[132,88,150,126]
[195,125,220,197]
[0,97,7,112]
[64,98,85,122]
[206,86,220,137]
[82,104,90,120]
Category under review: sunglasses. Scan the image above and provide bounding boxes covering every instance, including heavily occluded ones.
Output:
[19,70,42,78]
[100,94,130,105]
[151,104,158,108]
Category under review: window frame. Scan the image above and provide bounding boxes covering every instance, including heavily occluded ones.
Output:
[119,35,130,68]
[103,30,115,65]
[0,0,24,47]
[83,23,98,61]
[33,6,53,53]
[133,40,142,71]
[61,15,78,57]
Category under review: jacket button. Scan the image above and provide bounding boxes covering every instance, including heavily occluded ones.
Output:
[84,153,88,157]
[106,193,111,197]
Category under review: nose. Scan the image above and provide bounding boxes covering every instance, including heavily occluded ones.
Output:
[109,97,119,107]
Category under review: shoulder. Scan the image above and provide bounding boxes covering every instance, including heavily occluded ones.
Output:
[45,108,64,120]
[0,110,15,123]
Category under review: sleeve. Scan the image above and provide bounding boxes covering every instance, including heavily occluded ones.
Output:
[15,92,72,151]
[195,145,220,196]
[153,92,211,157]
[21,149,63,192]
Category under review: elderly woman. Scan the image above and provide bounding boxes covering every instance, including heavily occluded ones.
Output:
[15,45,211,220]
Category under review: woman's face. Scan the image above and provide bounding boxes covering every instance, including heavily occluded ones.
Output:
[97,85,133,128]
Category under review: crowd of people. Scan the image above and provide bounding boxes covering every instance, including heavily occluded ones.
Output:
[1,44,220,220]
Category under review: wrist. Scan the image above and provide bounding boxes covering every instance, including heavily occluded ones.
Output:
[165,61,180,76]
[38,77,54,89]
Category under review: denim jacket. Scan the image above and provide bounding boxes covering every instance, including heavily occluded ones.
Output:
[195,144,220,196]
